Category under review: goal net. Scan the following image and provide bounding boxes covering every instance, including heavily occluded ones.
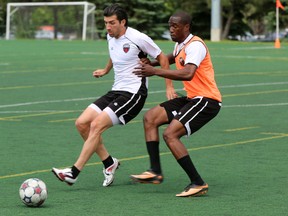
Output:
[6,1,97,41]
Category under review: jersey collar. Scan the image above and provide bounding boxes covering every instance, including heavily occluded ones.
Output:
[174,34,193,56]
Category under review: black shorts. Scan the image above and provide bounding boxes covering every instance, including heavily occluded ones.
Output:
[160,96,221,136]
[92,91,147,125]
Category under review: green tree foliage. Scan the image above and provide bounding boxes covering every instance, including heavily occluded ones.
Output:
[221,0,288,38]
[162,0,212,38]
[0,0,8,36]
[250,0,288,34]
[220,0,252,39]
[94,0,169,39]
[1,0,288,39]
[163,0,288,39]
[165,0,212,39]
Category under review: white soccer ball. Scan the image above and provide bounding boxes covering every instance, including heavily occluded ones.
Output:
[19,178,48,207]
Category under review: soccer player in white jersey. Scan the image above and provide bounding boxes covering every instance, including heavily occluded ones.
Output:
[52,4,170,187]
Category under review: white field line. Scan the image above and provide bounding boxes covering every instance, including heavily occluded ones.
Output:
[80,52,108,55]
[219,81,288,88]
[0,97,99,109]
[228,46,284,50]
[0,110,83,114]
[0,89,175,109]
[222,103,288,108]
[213,55,288,60]
[1,102,288,114]
[0,82,287,110]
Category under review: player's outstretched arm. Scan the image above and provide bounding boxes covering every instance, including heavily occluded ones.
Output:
[134,62,197,81]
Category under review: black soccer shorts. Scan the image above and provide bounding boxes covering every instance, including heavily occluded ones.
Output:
[92,90,147,125]
[160,96,221,136]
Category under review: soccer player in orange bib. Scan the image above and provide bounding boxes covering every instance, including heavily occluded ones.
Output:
[131,11,222,197]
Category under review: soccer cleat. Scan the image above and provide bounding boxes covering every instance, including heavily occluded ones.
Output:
[51,167,78,186]
[102,157,120,187]
[130,170,163,184]
[176,183,208,197]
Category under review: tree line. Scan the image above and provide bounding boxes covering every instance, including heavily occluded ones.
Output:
[0,0,287,40]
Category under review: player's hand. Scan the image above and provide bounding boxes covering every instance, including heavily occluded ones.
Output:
[93,69,107,78]
[166,86,178,100]
[133,62,155,77]
[140,58,151,65]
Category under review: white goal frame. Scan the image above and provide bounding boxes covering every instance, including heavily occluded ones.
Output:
[6,1,96,41]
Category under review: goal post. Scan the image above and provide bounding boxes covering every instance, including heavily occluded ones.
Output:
[6,1,97,41]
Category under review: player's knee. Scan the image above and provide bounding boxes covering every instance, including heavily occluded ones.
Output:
[89,120,98,131]
[163,129,173,144]
[143,110,155,126]
[75,118,84,130]
[75,117,90,133]
[89,118,107,135]
[143,113,150,125]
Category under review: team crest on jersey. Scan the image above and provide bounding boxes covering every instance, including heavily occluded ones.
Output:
[123,43,130,53]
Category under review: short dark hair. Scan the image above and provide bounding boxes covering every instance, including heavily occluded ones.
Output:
[103,4,128,27]
[172,11,192,30]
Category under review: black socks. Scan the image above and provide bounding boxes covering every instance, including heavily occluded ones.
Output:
[102,155,114,169]
[71,165,80,178]
[177,155,204,185]
[146,141,162,174]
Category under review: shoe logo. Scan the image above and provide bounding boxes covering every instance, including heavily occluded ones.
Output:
[106,162,117,173]
[62,171,73,178]
[106,167,113,173]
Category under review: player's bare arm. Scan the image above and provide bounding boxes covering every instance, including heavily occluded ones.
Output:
[155,52,177,99]
[167,53,175,65]
[146,53,175,67]
[93,58,113,78]
[139,53,176,99]
[156,52,170,70]
[162,53,177,99]
[134,62,197,81]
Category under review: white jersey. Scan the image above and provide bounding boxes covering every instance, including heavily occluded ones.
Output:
[173,34,207,67]
[107,27,162,95]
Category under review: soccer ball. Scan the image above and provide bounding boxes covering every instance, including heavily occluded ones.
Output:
[19,178,48,207]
